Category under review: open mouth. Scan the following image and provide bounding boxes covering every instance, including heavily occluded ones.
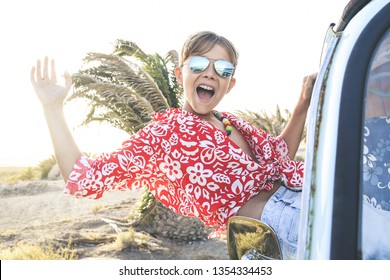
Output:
[196,84,215,101]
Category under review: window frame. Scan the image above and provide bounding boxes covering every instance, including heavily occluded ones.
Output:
[330,2,390,259]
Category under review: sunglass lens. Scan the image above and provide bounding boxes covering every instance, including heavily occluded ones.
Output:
[214,60,234,77]
[189,56,209,73]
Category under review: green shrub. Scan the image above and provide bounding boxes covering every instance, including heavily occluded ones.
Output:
[37,155,57,179]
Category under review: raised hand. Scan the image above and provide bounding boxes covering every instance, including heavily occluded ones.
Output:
[30,56,72,108]
[300,72,318,104]
[30,56,82,181]
[279,72,318,159]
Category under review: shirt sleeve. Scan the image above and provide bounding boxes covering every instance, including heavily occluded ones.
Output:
[64,128,155,199]
[274,135,304,187]
[224,112,305,188]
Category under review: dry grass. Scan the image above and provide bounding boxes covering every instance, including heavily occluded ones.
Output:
[0,240,77,260]
[114,228,151,250]
[0,167,40,184]
[91,204,103,214]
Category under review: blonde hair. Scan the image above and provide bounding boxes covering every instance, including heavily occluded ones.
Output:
[179,31,239,69]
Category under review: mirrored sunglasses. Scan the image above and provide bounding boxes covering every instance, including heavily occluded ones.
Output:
[184,56,234,78]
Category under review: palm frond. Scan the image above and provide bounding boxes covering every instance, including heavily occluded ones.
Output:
[113,40,149,62]
[236,106,291,136]
[164,50,179,66]
[70,74,154,134]
[113,42,182,109]
[145,53,182,108]
[68,40,182,134]
[236,106,306,161]
[77,52,170,113]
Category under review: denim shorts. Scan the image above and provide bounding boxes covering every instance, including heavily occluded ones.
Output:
[261,185,302,260]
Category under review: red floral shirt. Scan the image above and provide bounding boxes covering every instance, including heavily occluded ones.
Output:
[65,108,304,235]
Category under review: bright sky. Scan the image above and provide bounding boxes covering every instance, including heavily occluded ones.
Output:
[0,0,350,167]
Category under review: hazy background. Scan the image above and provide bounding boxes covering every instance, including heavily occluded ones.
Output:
[0,0,349,167]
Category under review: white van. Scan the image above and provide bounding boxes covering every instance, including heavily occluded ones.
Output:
[228,0,390,260]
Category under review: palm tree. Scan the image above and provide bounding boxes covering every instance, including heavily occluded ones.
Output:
[69,40,181,134]
[68,40,212,241]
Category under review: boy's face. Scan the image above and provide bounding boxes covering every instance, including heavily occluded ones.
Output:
[174,44,236,118]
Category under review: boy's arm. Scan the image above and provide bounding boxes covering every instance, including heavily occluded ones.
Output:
[31,57,82,181]
[280,73,317,159]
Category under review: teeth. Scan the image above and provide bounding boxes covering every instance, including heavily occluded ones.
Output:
[199,84,213,91]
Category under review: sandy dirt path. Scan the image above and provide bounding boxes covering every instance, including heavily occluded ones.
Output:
[0,180,229,260]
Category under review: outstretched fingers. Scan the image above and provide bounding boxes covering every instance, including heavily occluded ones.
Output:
[30,57,73,107]
[300,72,318,102]
[30,66,37,86]
[36,57,57,80]
[303,73,317,87]
[64,71,72,91]
[31,56,73,95]
[31,58,45,84]
[43,56,49,80]
[31,57,63,87]
[36,58,42,81]
[51,59,57,83]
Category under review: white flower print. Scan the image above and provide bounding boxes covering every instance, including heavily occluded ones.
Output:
[161,139,171,154]
[177,187,198,216]
[276,139,288,158]
[206,182,221,191]
[142,145,153,155]
[104,176,115,189]
[262,142,272,159]
[290,172,304,186]
[363,161,383,186]
[176,114,196,135]
[214,130,225,144]
[129,154,146,169]
[212,173,230,184]
[179,123,196,135]
[171,149,181,160]
[231,179,243,195]
[151,123,169,137]
[244,161,258,171]
[168,183,176,196]
[80,171,104,191]
[159,155,183,181]
[187,162,213,186]
[199,140,219,164]
[169,133,179,146]
[102,162,118,176]
[194,186,202,199]
[79,155,92,168]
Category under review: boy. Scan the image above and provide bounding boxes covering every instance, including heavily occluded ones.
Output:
[31,31,317,259]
